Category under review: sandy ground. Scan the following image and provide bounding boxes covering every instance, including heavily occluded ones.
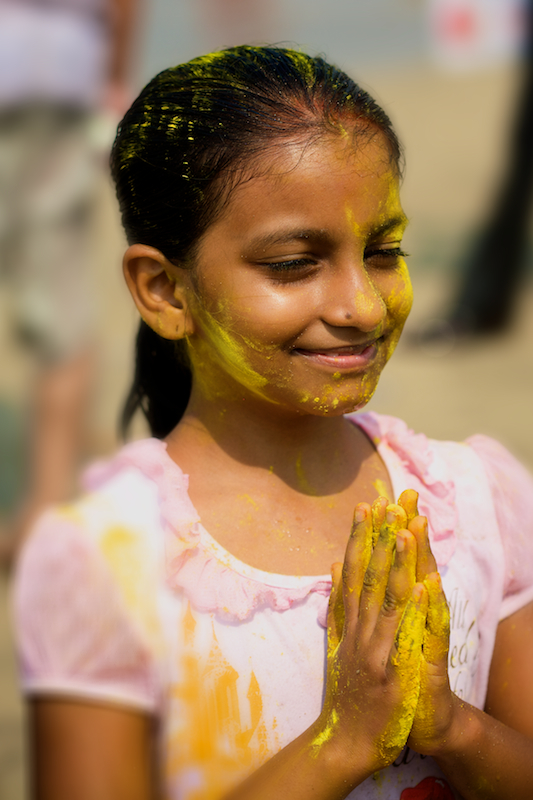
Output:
[1,62,532,797]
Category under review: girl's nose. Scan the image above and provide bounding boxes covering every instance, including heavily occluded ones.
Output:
[323,263,387,333]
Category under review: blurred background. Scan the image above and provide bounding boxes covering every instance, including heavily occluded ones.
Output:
[1,1,532,796]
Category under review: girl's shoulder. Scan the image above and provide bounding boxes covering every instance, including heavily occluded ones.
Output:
[353,410,533,511]
[14,438,183,645]
[18,437,196,558]
[12,439,175,711]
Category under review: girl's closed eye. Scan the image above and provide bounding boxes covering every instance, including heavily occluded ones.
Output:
[364,245,409,265]
[260,257,319,278]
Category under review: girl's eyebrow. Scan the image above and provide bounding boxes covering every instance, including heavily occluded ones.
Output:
[244,229,334,253]
[244,216,409,254]
[243,215,409,256]
[366,215,409,239]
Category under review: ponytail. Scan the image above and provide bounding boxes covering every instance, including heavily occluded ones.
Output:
[121,321,192,439]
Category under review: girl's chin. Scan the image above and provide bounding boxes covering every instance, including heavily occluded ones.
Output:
[294,393,376,417]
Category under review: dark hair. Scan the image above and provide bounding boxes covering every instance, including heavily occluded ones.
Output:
[111,45,402,438]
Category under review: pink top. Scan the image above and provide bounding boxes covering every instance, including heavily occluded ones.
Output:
[13,412,533,799]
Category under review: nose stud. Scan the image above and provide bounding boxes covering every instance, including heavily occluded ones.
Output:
[345,312,353,320]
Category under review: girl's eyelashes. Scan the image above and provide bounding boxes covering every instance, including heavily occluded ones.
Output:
[256,246,408,278]
[257,258,319,282]
[262,258,317,272]
[364,246,409,264]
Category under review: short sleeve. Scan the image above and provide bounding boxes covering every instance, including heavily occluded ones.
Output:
[12,510,160,712]
[467,435,533,620]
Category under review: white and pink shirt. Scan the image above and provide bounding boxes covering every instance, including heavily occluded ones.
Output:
[13,412,533,799]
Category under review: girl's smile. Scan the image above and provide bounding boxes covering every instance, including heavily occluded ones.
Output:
[291,340,380,370]
[184,132,412,417]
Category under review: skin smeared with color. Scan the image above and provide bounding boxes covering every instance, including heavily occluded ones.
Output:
[377,582,428,762]
[312,490,453,772]
[310,708,340,756]
[176,134,412,421]
[408,571,452,752]
[186,296,272,403]
[129,108,458,779]
[311,499,431,767]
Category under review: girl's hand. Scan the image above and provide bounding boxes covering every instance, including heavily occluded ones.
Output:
[320,501,428,775]
[407,568,457,755]
[396,492,457,756]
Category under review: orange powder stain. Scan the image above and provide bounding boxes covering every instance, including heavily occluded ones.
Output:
[167,605,274,798]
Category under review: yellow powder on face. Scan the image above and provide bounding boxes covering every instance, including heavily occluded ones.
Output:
[196,312,270,395]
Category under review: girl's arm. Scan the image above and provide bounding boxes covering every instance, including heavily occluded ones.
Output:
[29,698,156,800]
[403,511,533,799]
[420,601,533,800]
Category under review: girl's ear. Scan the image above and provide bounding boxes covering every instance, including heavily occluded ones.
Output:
[123,244,195,340]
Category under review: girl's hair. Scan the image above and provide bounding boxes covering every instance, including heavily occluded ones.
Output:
[111,45,402,438]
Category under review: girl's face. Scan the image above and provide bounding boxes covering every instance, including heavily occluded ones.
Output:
[184,131,412,417]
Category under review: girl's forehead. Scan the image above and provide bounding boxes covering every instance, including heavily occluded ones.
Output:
[256,130,396,183]
[210,133,404,238]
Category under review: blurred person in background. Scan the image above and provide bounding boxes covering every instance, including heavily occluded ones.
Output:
[0,0,138,566]
[196,0,280,48]
[421,0,533,341]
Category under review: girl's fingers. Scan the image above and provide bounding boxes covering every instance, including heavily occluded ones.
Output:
[371,529,417,658]
[376,583,428,760]
[391,582,428,669]
[327,562,344,654]
[371,496,388,546]
[398,489,419,525]
[358,504,407,636]
[422,572,450,666]
[408,515,438,582]
[341,503,373,630]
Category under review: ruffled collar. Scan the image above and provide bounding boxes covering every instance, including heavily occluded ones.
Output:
[83,412,457,625]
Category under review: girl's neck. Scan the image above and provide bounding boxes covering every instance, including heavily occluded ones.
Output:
[164,389,367,492]
[163,390,389,576]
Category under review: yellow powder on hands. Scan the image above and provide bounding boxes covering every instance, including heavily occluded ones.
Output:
[377,585,427,762]
[373,479,390,502]
[309,708,340,757]
[409,573,451,746]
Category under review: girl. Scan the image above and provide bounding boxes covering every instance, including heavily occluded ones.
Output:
[14,46,533,800]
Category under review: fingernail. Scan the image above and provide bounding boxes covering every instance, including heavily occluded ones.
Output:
[355,505,366,522]
[386,509,397,525]
[396,533,405,552]
[413,584,424,603]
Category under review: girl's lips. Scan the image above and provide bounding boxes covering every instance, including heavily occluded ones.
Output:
[292,341,380,370]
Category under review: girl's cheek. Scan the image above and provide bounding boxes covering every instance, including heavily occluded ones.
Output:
[381,265,413,360]
[386,263,413,324]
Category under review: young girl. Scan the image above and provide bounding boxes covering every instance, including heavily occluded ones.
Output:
[14,46,533,800]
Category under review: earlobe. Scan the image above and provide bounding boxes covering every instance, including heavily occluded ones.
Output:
[123,244,195,340]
